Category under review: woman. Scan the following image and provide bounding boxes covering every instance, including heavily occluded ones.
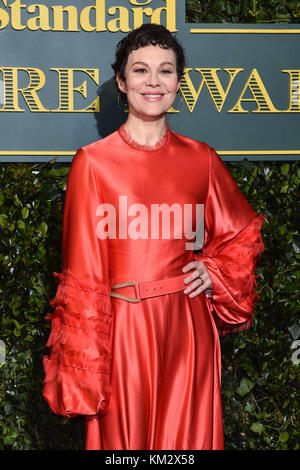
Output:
[42,24,265,450]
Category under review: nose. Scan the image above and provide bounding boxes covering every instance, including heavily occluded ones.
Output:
[145,70,160,87]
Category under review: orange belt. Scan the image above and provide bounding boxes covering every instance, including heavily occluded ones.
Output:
[110,273,188,303]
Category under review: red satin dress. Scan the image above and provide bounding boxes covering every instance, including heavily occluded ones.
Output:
[42,123,265,450]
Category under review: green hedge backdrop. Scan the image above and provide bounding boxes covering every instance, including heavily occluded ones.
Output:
[0,0,299,450]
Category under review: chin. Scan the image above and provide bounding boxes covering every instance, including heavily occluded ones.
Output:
[131,105,172,119]
[140,112,168,120]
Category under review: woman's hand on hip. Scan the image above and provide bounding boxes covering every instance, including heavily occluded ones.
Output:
[182,260,213,298]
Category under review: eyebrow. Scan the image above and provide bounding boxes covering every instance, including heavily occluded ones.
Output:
[130,61,175,68]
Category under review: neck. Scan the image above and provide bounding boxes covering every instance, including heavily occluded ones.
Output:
[123,115,168,147]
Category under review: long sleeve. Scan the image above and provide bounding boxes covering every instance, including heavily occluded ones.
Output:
[42,148,113,417]
[193,145,265,336]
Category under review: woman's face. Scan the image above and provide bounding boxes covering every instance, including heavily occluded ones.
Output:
[116,44,180,121]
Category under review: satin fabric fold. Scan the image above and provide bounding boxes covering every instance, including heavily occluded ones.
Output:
[42,268,113,417]
[42,125,264,450]
[85,290,223,450]
[193,214,265,336]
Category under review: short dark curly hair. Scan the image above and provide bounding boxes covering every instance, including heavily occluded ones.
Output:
[111,23,185,85]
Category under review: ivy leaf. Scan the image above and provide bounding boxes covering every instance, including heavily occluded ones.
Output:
[21,207,29,219]
[39,221,48,237]
[4,431,19,446]
[281,164,289,175]
[250,422,265,435]
[236,378,255,397]
[279,431,289,443]
[17,219,25,230]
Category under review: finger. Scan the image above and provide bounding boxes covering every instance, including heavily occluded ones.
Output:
[187,279,212,298]
[183,269,202,285]
[182,261,198,273]
[194,263,213,290]
[183,277,205,294]
[186,269,210,286]
[196,261,210,277]
[184,276,207,292]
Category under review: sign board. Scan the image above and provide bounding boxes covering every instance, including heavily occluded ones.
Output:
[0,0,299,161]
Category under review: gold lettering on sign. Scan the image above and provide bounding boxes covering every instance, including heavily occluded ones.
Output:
[131,0,177,31]
[131,5,152,28]
[0,1,177,32]
[151,0,176,32]
[51,5,79,31]
[0,67,49,111]
[50,68,99,112]
[0,0,9,29]
[180,68,243,113]
[27,4,51,31]
[129,0,152,4]
[1,66,299,113]
[228,68,280,113]
[80,0,106,32]
[282,70,300,112]
[198,68,244,112]
[107,6,130,32]
[10,0,26,30]
[179,68,203,113]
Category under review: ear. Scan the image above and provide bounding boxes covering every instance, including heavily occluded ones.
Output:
[176,79,181,93]
[116,73,127,95]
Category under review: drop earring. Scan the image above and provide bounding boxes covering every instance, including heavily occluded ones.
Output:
[118,91,128,112]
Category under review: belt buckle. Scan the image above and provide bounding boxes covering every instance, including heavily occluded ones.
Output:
[110,281,141,303]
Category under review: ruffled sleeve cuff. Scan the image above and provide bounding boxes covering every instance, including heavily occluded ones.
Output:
[42,268,113,417]
[193,214,265,337]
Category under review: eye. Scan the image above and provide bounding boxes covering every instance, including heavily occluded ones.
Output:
[134,68,147,73]
[160,69,172,74]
